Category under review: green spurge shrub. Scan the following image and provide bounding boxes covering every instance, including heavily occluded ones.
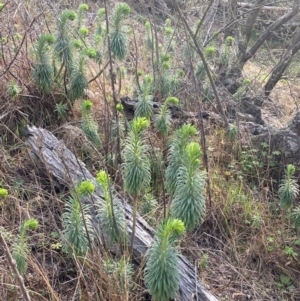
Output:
[135,75,154,119]
[93,8,106,63]
[292,206,300,229]
[170,142,207,230]
[154,96,179,135]
[279,164,299,210]
[219,36,235,68]
[62,180,95,256]
[12,219,39,274]
[32,33,55,94]
[54,9,76,65]
[122,117,151,253]
[80,100,102,147]
[110,3,131,60]
[76,3,89,31]
[96,170,127,244]
[196,62,206,80]
[144,218,185,301]
[165,124,197,195]
[68,55,88,101]
[163,19,174,53]
[122,117,151,196]
[145,21,153,50]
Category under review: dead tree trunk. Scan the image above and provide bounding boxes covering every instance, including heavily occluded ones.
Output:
[24,126,219,301]
[264,27,300,96]
[224,0,239,38]
[224,0,300,93]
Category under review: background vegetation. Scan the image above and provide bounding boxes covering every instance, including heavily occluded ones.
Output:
[1,0,300,300]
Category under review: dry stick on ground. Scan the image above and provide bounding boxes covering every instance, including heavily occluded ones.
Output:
[0,232,32,301]
[25,126,219,301]
[171,0,229,128]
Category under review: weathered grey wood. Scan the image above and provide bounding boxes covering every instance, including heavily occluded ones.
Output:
[120,96,225,126]
[25,126,219,301]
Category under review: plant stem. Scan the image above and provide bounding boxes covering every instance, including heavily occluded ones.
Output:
[129,195,138,257]
[104,0,122,168]
[0,233,32,301]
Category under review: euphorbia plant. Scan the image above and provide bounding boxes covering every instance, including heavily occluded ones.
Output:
[122,117,151,254]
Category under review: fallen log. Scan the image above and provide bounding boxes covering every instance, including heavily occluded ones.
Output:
[120,96,225,126]
[25,125,219,301]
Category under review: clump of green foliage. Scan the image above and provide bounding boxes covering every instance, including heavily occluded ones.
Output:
[96,170,127,245]
[165,124,197,195]
[62,180,95,256]
[110,3,131,60]
[32,33,55,94]
[170,142,206,230]
[135,75,153,119]
[12,219,39,274]
[154,96,179,136]
[80,100,102,147]
[279,164,299,210]
[122,117,151,253]
[144,218,185,301]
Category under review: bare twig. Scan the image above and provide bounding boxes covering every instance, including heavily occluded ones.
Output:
[88,60,110,84]
[171,0,229,128]
[0,12,43,79]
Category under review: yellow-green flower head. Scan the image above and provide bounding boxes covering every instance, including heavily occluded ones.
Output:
[0,188,8,198]
[242,78,251,85]
[83,99,93,110]
[186,142,202,160]
[163,218,185,238]
[204,46,216,58]
[24,218,39,230]
[132,117,150,134]
[144,74,153,84]
[225,36,234,46]
[161,53,170,62]
[287,164,296,175]
[73,39,83,49]
[165,27,172,35]
[116,103,124,112]
[98,8,105,17]
[166,97,179,105]
[162,61,170,70]
[79,3,89,12]
[96,170,110,186]
[79,27,89,36]
[67,10,77,21]
[77,180,95,195]
[45,34,55,44]
[85,48,97,58]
